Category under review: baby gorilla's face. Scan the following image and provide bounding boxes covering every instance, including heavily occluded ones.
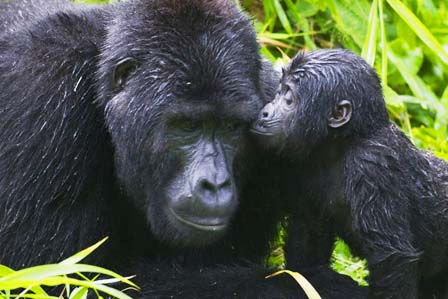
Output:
[251,81,297,147]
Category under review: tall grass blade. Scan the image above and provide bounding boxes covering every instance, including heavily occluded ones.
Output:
[386,0,448,64]
[272,0,292,34]
[378,0,388,85]
[361,0,378,65]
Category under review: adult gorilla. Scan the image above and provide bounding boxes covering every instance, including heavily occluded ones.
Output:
[0,0,365,297]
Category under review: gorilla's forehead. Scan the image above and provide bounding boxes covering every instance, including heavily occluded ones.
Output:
[103,0,262,123]
[108,0,259,71]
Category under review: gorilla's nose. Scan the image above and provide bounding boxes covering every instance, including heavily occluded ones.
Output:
[259,102,275,122]
[194,173,235,214]
[169,172,236,232]
[197,176,231,194]
[251,103,277,135]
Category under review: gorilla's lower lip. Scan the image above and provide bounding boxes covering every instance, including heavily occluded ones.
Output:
[250,126,275,136]
[168,208,228,232]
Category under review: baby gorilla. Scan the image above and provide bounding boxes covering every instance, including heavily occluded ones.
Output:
[252,49,448,299]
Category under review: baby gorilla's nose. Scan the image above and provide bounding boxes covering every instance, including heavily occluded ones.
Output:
[260,102,275,122]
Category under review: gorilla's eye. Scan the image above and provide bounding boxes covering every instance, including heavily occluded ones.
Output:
[284,89,294,106]
[182,120,200,132]
[169,119,201,134]
[112,57,139,92]
[224,121,242,132]
[167,118,201,135]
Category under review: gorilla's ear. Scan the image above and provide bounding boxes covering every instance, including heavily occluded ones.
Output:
[328,100,352,128]
[112,57,139,92]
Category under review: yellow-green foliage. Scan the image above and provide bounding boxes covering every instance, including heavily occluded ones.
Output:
[0,239,138,299]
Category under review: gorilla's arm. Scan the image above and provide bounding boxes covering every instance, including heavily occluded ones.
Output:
[284,212,336,269]
[128,259,366,299]
[0,8,113,267]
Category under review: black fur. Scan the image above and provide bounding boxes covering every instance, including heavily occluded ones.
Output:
[0,2,365,297]
[255,49,448,298]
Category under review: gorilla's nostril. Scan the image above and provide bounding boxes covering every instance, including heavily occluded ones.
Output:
[220,179,232,189]
[200,180,217,192]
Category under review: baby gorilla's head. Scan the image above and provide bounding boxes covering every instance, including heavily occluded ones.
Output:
[252,49,389,157]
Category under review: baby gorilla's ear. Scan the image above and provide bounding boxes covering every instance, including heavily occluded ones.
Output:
[328,100,352,128]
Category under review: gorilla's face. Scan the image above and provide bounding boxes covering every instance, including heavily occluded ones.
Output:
[251,81,297,149]
[158,115,245,245]
[98,2,263,246]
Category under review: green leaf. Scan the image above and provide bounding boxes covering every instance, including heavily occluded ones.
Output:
[69,287,89,299]
[0,266,49,297]
[2,295,60,299]
[60,237,108,266]
[21,277,132,299]
[273,0,293,34]
[389,39,424,74]
[0,266,14,278]
[388,43,439,109]
[0,264,137,289]
[386,0,448,64]
[361,0,378,65]
[327,0,371,48]
[378,0,388,85]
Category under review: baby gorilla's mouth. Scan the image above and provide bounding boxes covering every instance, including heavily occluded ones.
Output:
[168,208,228,232]
[250,120,281,136]
[250,118,286,138]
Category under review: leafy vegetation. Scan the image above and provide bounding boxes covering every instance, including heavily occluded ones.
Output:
[0,239,138,299]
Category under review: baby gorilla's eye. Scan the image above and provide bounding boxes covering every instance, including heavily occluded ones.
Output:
[224,121,242,132]
[284,89,295,106]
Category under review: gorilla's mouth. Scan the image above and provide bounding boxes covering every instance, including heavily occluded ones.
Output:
[250,120,282,136]
[168,208,228,232]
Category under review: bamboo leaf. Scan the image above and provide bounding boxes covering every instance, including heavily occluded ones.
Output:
[0,264,138,289]
[0,266,14,277]
[60,237,108,266]
[69,287,89,299]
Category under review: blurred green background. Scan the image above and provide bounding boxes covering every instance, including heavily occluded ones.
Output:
[74,0,447,286]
